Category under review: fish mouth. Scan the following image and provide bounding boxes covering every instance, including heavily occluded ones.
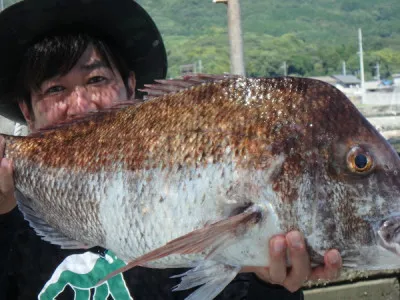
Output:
[377,214,400,256]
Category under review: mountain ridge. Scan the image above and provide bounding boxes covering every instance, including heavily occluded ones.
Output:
[136,0,400,78]
[4,0,400,78]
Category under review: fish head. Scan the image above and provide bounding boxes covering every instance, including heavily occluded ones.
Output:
[291,78,400,270]
[328,122,400,270]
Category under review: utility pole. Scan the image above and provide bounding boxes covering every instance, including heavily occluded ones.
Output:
[0,0,4,11]
[358,28,365,91]
[198,60,203,73]
[342,61,346,76]
[282,61,287,76]
[213,0,245,75]
[375,62,380,81]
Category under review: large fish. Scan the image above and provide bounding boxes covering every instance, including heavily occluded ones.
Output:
[4,75,400,299]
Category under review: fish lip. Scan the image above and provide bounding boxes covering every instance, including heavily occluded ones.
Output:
[377,214,400,256]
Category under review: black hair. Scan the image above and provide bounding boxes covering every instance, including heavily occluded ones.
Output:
[15,32,133,113]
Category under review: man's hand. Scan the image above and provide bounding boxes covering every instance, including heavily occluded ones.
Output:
[0,136,16,214]
[242,231,342,293]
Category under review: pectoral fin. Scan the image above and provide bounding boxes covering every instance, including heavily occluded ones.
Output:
[97,207,261,285]
[172,260,241,300]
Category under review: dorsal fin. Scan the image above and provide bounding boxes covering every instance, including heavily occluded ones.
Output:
[28,99,142,137]
[28,74,239,137]
[140,73,240,100]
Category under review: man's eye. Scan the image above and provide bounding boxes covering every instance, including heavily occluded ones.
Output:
[45,86,65,95]
[88,76,106,84]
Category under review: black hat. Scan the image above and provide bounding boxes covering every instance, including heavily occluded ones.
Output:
[0,0,167,123]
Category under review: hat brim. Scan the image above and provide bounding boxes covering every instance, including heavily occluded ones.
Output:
[0,0,167,123]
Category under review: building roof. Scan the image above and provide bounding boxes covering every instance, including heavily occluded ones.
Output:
[332,75,360,85]
[308,76,338,85]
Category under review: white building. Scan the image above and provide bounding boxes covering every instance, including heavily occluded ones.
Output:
[393,74,400,87]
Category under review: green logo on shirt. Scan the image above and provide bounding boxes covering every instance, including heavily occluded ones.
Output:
[39,251,133,300]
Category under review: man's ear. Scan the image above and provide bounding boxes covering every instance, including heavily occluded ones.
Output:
[18,101,34,130]
[127,71,136,100]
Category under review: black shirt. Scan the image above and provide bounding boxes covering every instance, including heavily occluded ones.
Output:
[0,208,304,300]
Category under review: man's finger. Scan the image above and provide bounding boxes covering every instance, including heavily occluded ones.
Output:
[325,249,342,268]
[308,249,342,281]
[283,231,311,292]
[267,235,287,284]
[0,136,5,157]
[0,157,16,214]
[0,158,14,193]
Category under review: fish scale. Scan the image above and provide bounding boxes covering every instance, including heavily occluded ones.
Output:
[4,75,400,299]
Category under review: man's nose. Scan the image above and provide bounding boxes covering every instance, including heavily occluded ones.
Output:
[66,87,96,116]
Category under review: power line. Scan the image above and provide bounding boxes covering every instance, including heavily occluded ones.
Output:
[358,28,365,90]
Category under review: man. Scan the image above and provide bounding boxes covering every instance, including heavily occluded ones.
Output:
[0,0,342,299]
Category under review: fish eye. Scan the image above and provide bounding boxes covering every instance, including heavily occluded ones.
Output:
[347,146,373,173]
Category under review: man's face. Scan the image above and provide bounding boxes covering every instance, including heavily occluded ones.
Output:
[19,44,136,131]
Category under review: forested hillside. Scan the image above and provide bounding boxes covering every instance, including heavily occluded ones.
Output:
[4,0,400,79]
